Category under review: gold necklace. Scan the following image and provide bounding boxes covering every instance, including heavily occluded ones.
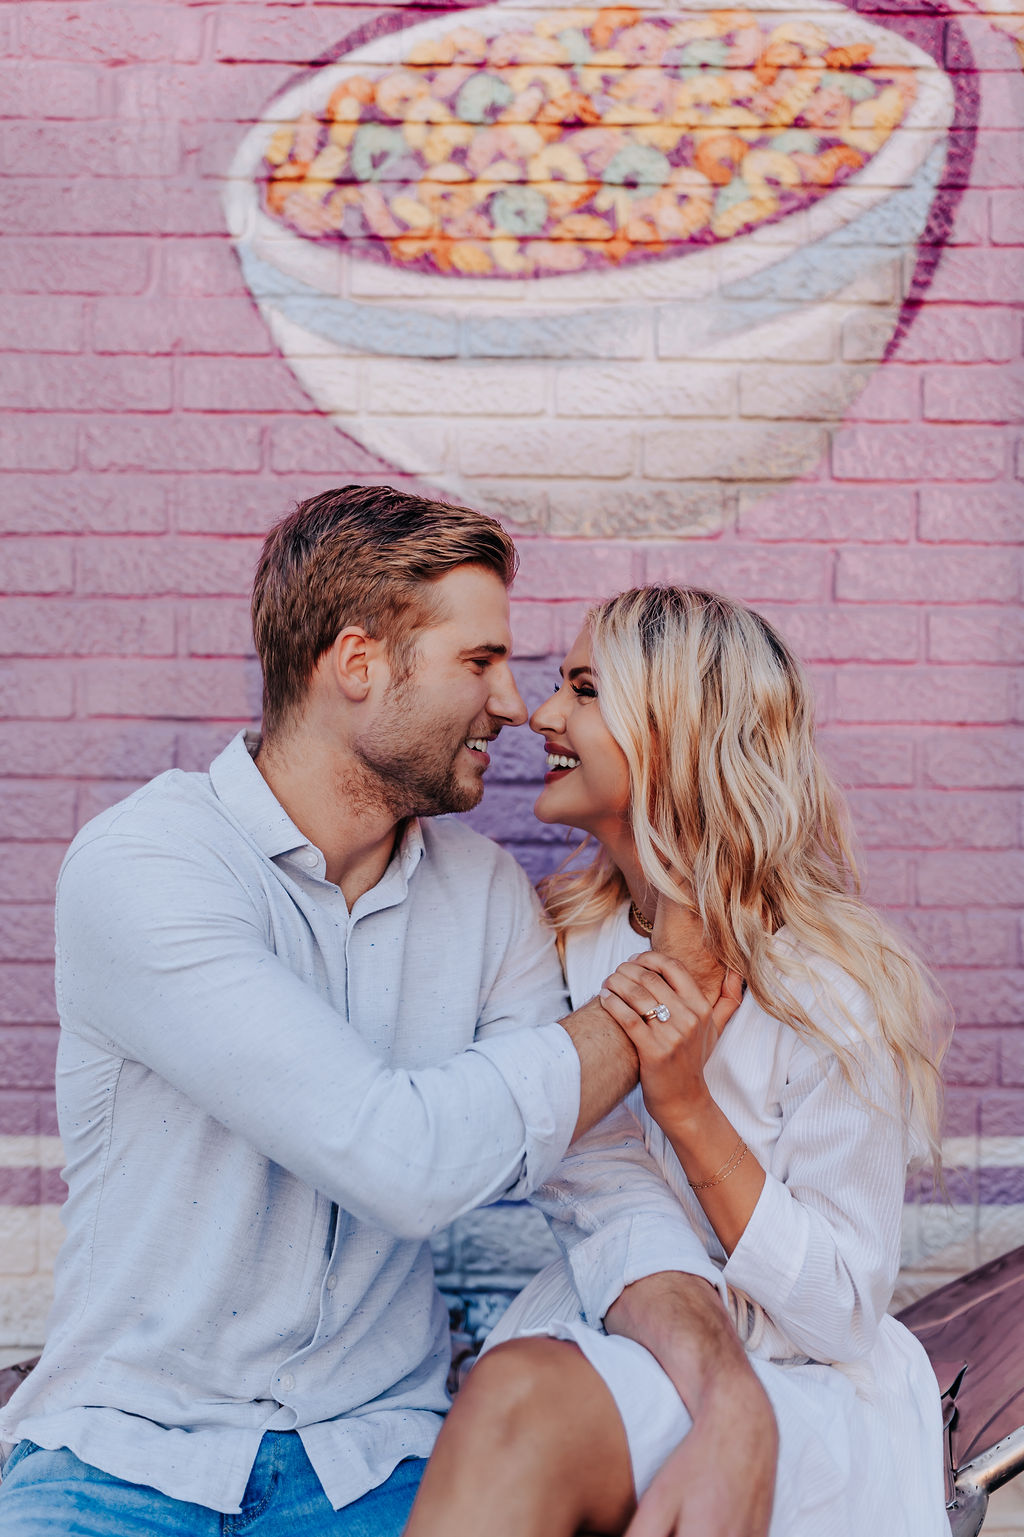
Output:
[629,900,654,936]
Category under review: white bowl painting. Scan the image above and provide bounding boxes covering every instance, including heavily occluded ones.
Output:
[224,1,955,535]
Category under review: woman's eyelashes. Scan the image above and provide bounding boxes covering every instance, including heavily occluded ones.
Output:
[553,678,597,701]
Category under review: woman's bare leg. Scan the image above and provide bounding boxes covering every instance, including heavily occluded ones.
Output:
[404,1338,636,1537]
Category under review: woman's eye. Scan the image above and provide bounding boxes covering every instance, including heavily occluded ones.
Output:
[571,682,597,700]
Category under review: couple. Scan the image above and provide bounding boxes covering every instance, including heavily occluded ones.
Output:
[0,486,950,1536]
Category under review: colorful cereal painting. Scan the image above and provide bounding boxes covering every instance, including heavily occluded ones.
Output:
[223,0,1008,533]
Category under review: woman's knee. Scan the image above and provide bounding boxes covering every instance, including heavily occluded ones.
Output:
[455,1338,583,1443]
[456,1337,632,1469]
[423,1338,634,1533]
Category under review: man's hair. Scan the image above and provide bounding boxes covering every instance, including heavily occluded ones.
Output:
[252,485,518,738]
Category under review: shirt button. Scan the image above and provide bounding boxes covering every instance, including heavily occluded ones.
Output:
[302,852,318,869]
[280,1372,295,1392]
[326,1274,338,1291]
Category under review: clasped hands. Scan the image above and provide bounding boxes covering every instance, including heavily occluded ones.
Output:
[597,900,744,1131]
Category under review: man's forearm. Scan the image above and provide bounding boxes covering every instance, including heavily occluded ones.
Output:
[559,998,639,1139]
[605,1271,772,1424]
[606,1271,778,1537]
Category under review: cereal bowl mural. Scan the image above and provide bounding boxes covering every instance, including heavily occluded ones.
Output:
[224,0,957,534]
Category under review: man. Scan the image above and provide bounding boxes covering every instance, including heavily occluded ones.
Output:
[0,487,774,1535]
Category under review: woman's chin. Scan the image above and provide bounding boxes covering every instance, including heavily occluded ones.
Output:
[534,786,577,828]
[533,788,593,837]
[532,790,560,826]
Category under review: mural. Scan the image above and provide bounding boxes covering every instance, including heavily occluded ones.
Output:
[0,9,1020,1494]
[222,0,1016,535]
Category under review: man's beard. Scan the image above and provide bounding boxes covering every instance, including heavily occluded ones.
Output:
[353,686,486,820]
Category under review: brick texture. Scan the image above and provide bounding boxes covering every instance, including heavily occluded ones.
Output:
[0,0,1022,1351]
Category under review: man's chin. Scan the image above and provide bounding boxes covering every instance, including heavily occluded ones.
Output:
[411,774,485,819]
[445,775,485,815]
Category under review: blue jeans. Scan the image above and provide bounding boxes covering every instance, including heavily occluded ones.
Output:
[0,1433,425,1535]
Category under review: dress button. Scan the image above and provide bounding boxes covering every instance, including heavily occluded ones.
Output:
[280,1372,295,1392]
[326,1274,338,1292]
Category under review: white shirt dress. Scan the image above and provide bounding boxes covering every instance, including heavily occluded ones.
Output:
[486,905,951,1537]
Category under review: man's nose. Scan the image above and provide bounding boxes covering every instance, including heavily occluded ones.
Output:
[490,663,528,727]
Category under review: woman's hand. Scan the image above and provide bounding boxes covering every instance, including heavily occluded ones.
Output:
[598,951,743,1133]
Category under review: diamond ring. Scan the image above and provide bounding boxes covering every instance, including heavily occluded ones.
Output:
[642,1004,671,1023]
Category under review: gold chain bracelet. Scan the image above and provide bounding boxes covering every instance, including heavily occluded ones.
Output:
[690,1138,748,1192]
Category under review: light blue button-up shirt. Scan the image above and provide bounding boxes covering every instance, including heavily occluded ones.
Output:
[1,732,581,1513]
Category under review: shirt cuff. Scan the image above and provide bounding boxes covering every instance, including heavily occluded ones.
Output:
[470,1021,581,1199]
[568,1212,727,1327]
[721,1170,807,1306]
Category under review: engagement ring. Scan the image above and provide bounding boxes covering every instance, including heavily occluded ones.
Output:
[642,1005,671,1023]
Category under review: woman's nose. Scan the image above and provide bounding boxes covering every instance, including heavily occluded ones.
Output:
[529,692,564,736]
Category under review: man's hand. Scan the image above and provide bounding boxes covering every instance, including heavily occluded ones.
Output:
[606,1272,777,1537]
[651,892,725,1007]
[627,1394,776,1537]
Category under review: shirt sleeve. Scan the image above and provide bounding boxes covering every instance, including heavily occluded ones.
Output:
[55,831,580,1242]
[723,1008,909,1364]
[453,847,581,1203]
[529,1096,727,1326]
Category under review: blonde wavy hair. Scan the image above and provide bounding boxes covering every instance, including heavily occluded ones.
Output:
[542,586,949,1163]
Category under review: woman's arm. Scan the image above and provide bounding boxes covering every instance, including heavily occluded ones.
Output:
[599,949,766,1255]
[602,947,907,1363]
[530,937,748,1325]
[529,1098,732,1325]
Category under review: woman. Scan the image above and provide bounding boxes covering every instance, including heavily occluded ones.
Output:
[406,585,951,1537]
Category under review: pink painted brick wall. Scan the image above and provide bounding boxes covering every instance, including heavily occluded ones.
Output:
[0,0,1022,1339]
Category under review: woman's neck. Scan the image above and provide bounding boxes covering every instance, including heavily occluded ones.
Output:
[598,833,657,930]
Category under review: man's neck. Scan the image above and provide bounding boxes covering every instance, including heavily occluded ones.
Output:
[255,728,403,907]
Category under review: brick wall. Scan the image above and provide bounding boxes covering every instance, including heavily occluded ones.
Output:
[0,0,1022,1399]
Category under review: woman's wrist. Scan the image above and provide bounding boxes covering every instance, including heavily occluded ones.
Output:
[658,1096,754,1193]
[656,1092,719,1159]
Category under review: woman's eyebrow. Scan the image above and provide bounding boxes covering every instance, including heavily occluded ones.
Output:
[567,666,593,681]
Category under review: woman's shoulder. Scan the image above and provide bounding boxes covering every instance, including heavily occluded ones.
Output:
[757,930,887,1083]
[771,930,876,1019]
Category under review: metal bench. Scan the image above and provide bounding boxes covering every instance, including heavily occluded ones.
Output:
[896,1244,1024,1537]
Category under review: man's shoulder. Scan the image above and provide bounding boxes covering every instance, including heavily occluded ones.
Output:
[421,823,538,903]
[420,816,529,886]
[62,765,238,878]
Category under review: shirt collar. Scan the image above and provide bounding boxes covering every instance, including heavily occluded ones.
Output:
[209,730,313,861]
[208,729,426,893]
[354,816,426,918]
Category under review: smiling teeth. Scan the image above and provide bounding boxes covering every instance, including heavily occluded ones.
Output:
[466,738,488,752]
[547,753,580,770]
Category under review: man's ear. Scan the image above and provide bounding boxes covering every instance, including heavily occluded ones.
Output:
[325,628,388,703]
